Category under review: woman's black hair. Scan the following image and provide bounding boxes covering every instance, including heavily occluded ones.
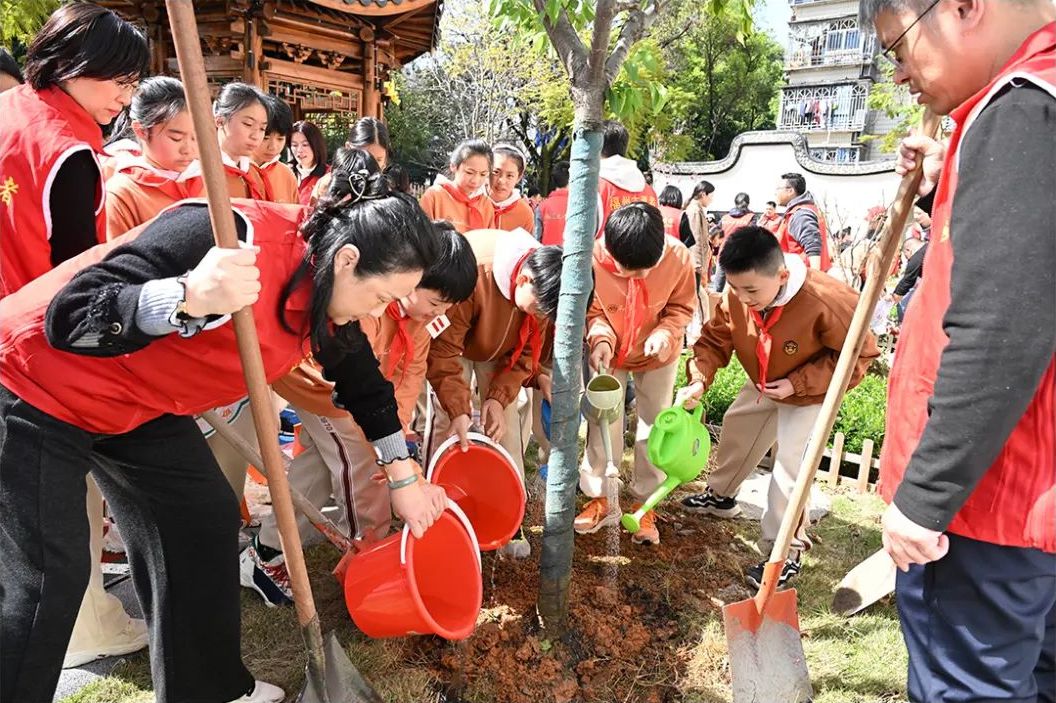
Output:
[346,116,391,156]
[492,144,525,176]
[24,3,149,91]
[449,139,492,171]
[107,76,186,146]
[278,147,437,349]
[691,180,715,200]
[601,120,630,158]
[384,162,411,194]
[292,120,328,180]
[549,161,570,191]
[419,221,478,303]
[605,202,665,271]
[262,93,294,139]
[521,245,564,322]
[213,81,268,121]
[658,185,683,209]
[0,48,23,84]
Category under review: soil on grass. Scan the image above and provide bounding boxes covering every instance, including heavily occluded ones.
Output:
[394,500,756,703]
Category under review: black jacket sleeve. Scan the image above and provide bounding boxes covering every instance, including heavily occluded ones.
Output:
[45,204,244,356]
[48,150,102,267]
[892,84,1056,530]
[316,325,402,443]
[893,243,927,297]
[679,212,696,248]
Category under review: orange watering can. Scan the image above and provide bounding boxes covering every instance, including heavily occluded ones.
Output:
[621,403,711,532]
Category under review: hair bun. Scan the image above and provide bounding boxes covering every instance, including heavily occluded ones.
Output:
[327,147,389,205]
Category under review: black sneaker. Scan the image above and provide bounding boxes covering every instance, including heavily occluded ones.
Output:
[745,557,802,590]
[680,489,742,518]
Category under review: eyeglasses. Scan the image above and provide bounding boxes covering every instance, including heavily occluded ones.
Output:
[879,0,941,71]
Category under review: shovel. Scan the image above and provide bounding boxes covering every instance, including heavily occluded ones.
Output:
[164,3,382,701]
[722,108,941,703]
[831,549,897,617]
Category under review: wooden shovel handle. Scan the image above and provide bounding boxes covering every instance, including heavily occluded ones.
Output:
[165,0,319,629]
[756,110,943,611]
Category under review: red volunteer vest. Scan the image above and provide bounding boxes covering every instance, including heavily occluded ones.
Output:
[538,187,569,246]
[658,205,683,239]
[720,211,755,239]
[298,173,322,206]
[0,85,107,298]
[880,23,1056,552]
[777,201,831,271]
[597,180,657,236]
[0,199,313,435]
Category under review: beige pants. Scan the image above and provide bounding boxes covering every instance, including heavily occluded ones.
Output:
[427,358,529,478]
[258,408,392,550]
[65,476,142,664]
[579,361,679,501]
[707,381,822,554]
[204,401,256,499]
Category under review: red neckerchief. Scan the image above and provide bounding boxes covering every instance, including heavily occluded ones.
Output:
[595,246,650,369]
[122,165,203,201]
[503,250,542,374]
[749,304,785,391]
[493,197,523,216]
[226,163,273,201]
[384,301,411,387]
[441,182,488,231]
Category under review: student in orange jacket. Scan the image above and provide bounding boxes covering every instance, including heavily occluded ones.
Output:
[489,144,535,232]
[251,222,478,605]
[419,139,496,232]
[214,82,272,201]
[678,226,878,588]
[104,77,202,240]
[426,227,564,557]
[575,203,696,545]
[253,94,299,204]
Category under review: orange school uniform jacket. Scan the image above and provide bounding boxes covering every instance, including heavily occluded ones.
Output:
[587,237,696,372]
[492,193,535,233]
[223,153,271,200]
[689,255,879,406]
[427,228,551,419]
[258,159,299,204]
[105,158,204,239]
[419,180,495,233]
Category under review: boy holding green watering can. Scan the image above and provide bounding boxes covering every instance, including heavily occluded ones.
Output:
[677,226,878,588]
[575,203,696,545]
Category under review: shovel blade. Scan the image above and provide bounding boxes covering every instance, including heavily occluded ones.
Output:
[832,549,897,617]
[296,631,384,703]
[723,589,812,703]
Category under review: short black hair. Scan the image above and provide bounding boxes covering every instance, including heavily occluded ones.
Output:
[781,172,807,197]
[550,161,570,190]
[450,138,492,170]
[719,225,785,276]
[766,200,777,208]
[601,120,629,158]
[691,180,715,199]
[604,202,664,270]
[658,185,683,209]
[522,245,564,321]
[263,93,293,138]
[419,221,478,303]
[25,3,149,90]
[0,48,23,83]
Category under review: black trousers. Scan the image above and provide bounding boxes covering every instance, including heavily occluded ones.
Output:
[0,385,254,703]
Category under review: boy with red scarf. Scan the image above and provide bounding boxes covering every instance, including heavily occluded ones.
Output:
[865,2,1055,700]
[426,227,564,557]
[574,203,695,545]
[677,226,877,587]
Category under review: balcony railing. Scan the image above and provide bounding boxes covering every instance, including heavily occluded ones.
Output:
[786,23,876,69]
[778,83,868,132]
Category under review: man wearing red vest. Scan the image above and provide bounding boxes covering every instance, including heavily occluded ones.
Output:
[536,160,570,246]
[596,120,658,235]
[866,1,1056,701]
[774,172,831,271]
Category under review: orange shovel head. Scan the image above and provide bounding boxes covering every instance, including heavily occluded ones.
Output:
[722,567,812,702]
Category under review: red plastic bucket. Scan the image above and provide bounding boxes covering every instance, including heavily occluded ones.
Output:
[343,500,482,640]
[427,432,527,552]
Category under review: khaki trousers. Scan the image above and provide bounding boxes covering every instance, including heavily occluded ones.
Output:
[427,358,529,478]
[707,381,821,554]
[579,361,678,501]
[258,408,392,549]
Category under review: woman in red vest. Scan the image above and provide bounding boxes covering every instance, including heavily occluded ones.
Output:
[214,82,272,201]
[657,186,685,240]
[0,3,148,298]
[536,160,570,245]
[290,120,328,206]
[0,149,448,703]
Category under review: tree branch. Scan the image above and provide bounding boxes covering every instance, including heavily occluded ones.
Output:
[589,0,617,87]
[604,0,661,84]
[532,0,588,78]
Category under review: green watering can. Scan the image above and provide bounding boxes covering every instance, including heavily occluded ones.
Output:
[621,403,712,532]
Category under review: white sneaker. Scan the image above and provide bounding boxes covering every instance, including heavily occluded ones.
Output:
[63,616,148,668]
[226,680,285,703]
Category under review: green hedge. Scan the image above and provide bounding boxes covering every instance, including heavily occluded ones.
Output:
[674,355,886,454]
